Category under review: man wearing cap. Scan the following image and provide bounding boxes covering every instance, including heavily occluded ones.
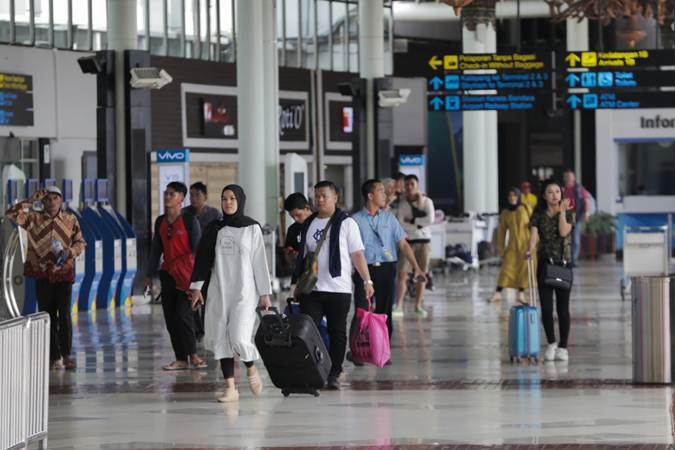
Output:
[6,186,86,370]
[520,181,537,214]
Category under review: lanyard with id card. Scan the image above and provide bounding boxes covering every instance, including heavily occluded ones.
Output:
[367,213,394,262]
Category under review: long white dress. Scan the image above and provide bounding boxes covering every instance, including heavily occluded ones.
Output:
[190,224,271,361]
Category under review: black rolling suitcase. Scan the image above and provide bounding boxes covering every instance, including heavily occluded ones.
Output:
[255,307,331,397]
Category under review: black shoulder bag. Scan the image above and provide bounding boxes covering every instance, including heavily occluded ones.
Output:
[542,227,574,290]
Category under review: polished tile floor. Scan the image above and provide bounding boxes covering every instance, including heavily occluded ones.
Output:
[46,258,675,449]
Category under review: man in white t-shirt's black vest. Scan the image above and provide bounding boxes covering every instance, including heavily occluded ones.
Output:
[292,181,374,390]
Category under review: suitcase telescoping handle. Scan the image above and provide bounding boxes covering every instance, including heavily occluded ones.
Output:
[255,306,280,319]
[527,257,538,308]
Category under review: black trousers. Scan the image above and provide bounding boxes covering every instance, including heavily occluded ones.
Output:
[160,270,197,361]
[36,279,73,361]
[538,266,572,349]
[352,262,396,337]
[299,291,351,377]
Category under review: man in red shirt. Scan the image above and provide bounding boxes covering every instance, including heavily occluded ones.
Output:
[146,182,206,370]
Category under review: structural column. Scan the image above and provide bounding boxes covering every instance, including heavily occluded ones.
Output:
[462,22,497,213]
[359,0,385,179]
[236,0,278,225]
[262,0,280,226]
[107,0,137,213]
[567,18,589,183]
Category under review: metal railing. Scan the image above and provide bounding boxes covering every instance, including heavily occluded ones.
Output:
[1,224,50,450]
[0,313,50,450]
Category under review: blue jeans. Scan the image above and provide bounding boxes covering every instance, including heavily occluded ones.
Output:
[571,221,582,265]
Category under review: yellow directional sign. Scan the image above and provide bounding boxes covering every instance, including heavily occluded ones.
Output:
[563,50,671,69]
[565,53,581,67]
[581,52,597,67]
[428,55,442,71]
[444,55,459,70]
[426,53,548,71]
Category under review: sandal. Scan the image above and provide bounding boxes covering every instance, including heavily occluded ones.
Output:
[162,361,189,371]
[190,357,208,369]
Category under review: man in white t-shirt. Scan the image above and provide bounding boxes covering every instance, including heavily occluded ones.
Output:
[292,180,374,390]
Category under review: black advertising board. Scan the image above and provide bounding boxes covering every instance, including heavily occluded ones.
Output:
[560,50,675,70]
[278,97,307,142]
[429,93,550,112]
[185,93,238,140]
[328,100,353,143]
[0,73,34,126]
[565,91,675,110]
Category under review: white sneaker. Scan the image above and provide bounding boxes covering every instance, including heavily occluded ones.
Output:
[544,343,557,361]
[555,347,569,361]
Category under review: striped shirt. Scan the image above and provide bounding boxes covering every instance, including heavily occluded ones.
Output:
[6,200,86,283]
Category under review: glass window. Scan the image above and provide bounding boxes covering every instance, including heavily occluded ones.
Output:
[331,0,347,71]
[348,2,358,72]
[284,0,300,67]
[199,0,208,59]
[167,0,184,56]
[619,141,675,196]
[300,0,315,69]
[384,5,392,75]
[316,0,330,70]
[71,0,90,50]
[277,0,285,65]
[218,0,234,62]
[148,0,167,54]
[91,0,106,49]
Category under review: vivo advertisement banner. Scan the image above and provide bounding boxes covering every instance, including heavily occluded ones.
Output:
[157,149,190,212]
[399,154,427,193]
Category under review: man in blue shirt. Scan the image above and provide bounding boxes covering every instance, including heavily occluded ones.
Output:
[351,179,426,347]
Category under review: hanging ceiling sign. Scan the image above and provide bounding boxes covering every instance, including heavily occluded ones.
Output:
[561,50,675,70]
[563,70,675,90]
[565,91,675,110]
[429,93,550,112]
[427,52,550,72]
[428,72,551,92]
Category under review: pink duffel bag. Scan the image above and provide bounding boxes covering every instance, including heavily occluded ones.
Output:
[350,297,391,368]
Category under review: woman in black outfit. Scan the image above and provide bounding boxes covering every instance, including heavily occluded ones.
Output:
[527,179,574,362]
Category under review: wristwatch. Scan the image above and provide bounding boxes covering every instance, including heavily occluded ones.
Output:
[364,280,374,286]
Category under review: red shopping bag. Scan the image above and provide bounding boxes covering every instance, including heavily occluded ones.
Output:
[350,297,391,368]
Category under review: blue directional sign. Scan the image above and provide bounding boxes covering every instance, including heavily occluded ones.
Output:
[427,71,550,93]
[598,72,613,87]
[565,73,580,88]
[583,94,598,109]
[566,92,675,109]
[581,72,597,88]
[429,76,444,91]
[445,75,460,90]
[429,96,444,111]
[428,94,547,111]
[445,96,460,111]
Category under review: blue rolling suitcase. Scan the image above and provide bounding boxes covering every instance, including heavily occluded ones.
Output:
[508,258,540,363]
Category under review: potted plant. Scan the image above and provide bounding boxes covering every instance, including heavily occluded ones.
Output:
[583,212,617,256]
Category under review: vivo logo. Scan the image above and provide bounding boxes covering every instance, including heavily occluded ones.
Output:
[279,104,305,136]
[400,155,424,166]
[157,150,189,163]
